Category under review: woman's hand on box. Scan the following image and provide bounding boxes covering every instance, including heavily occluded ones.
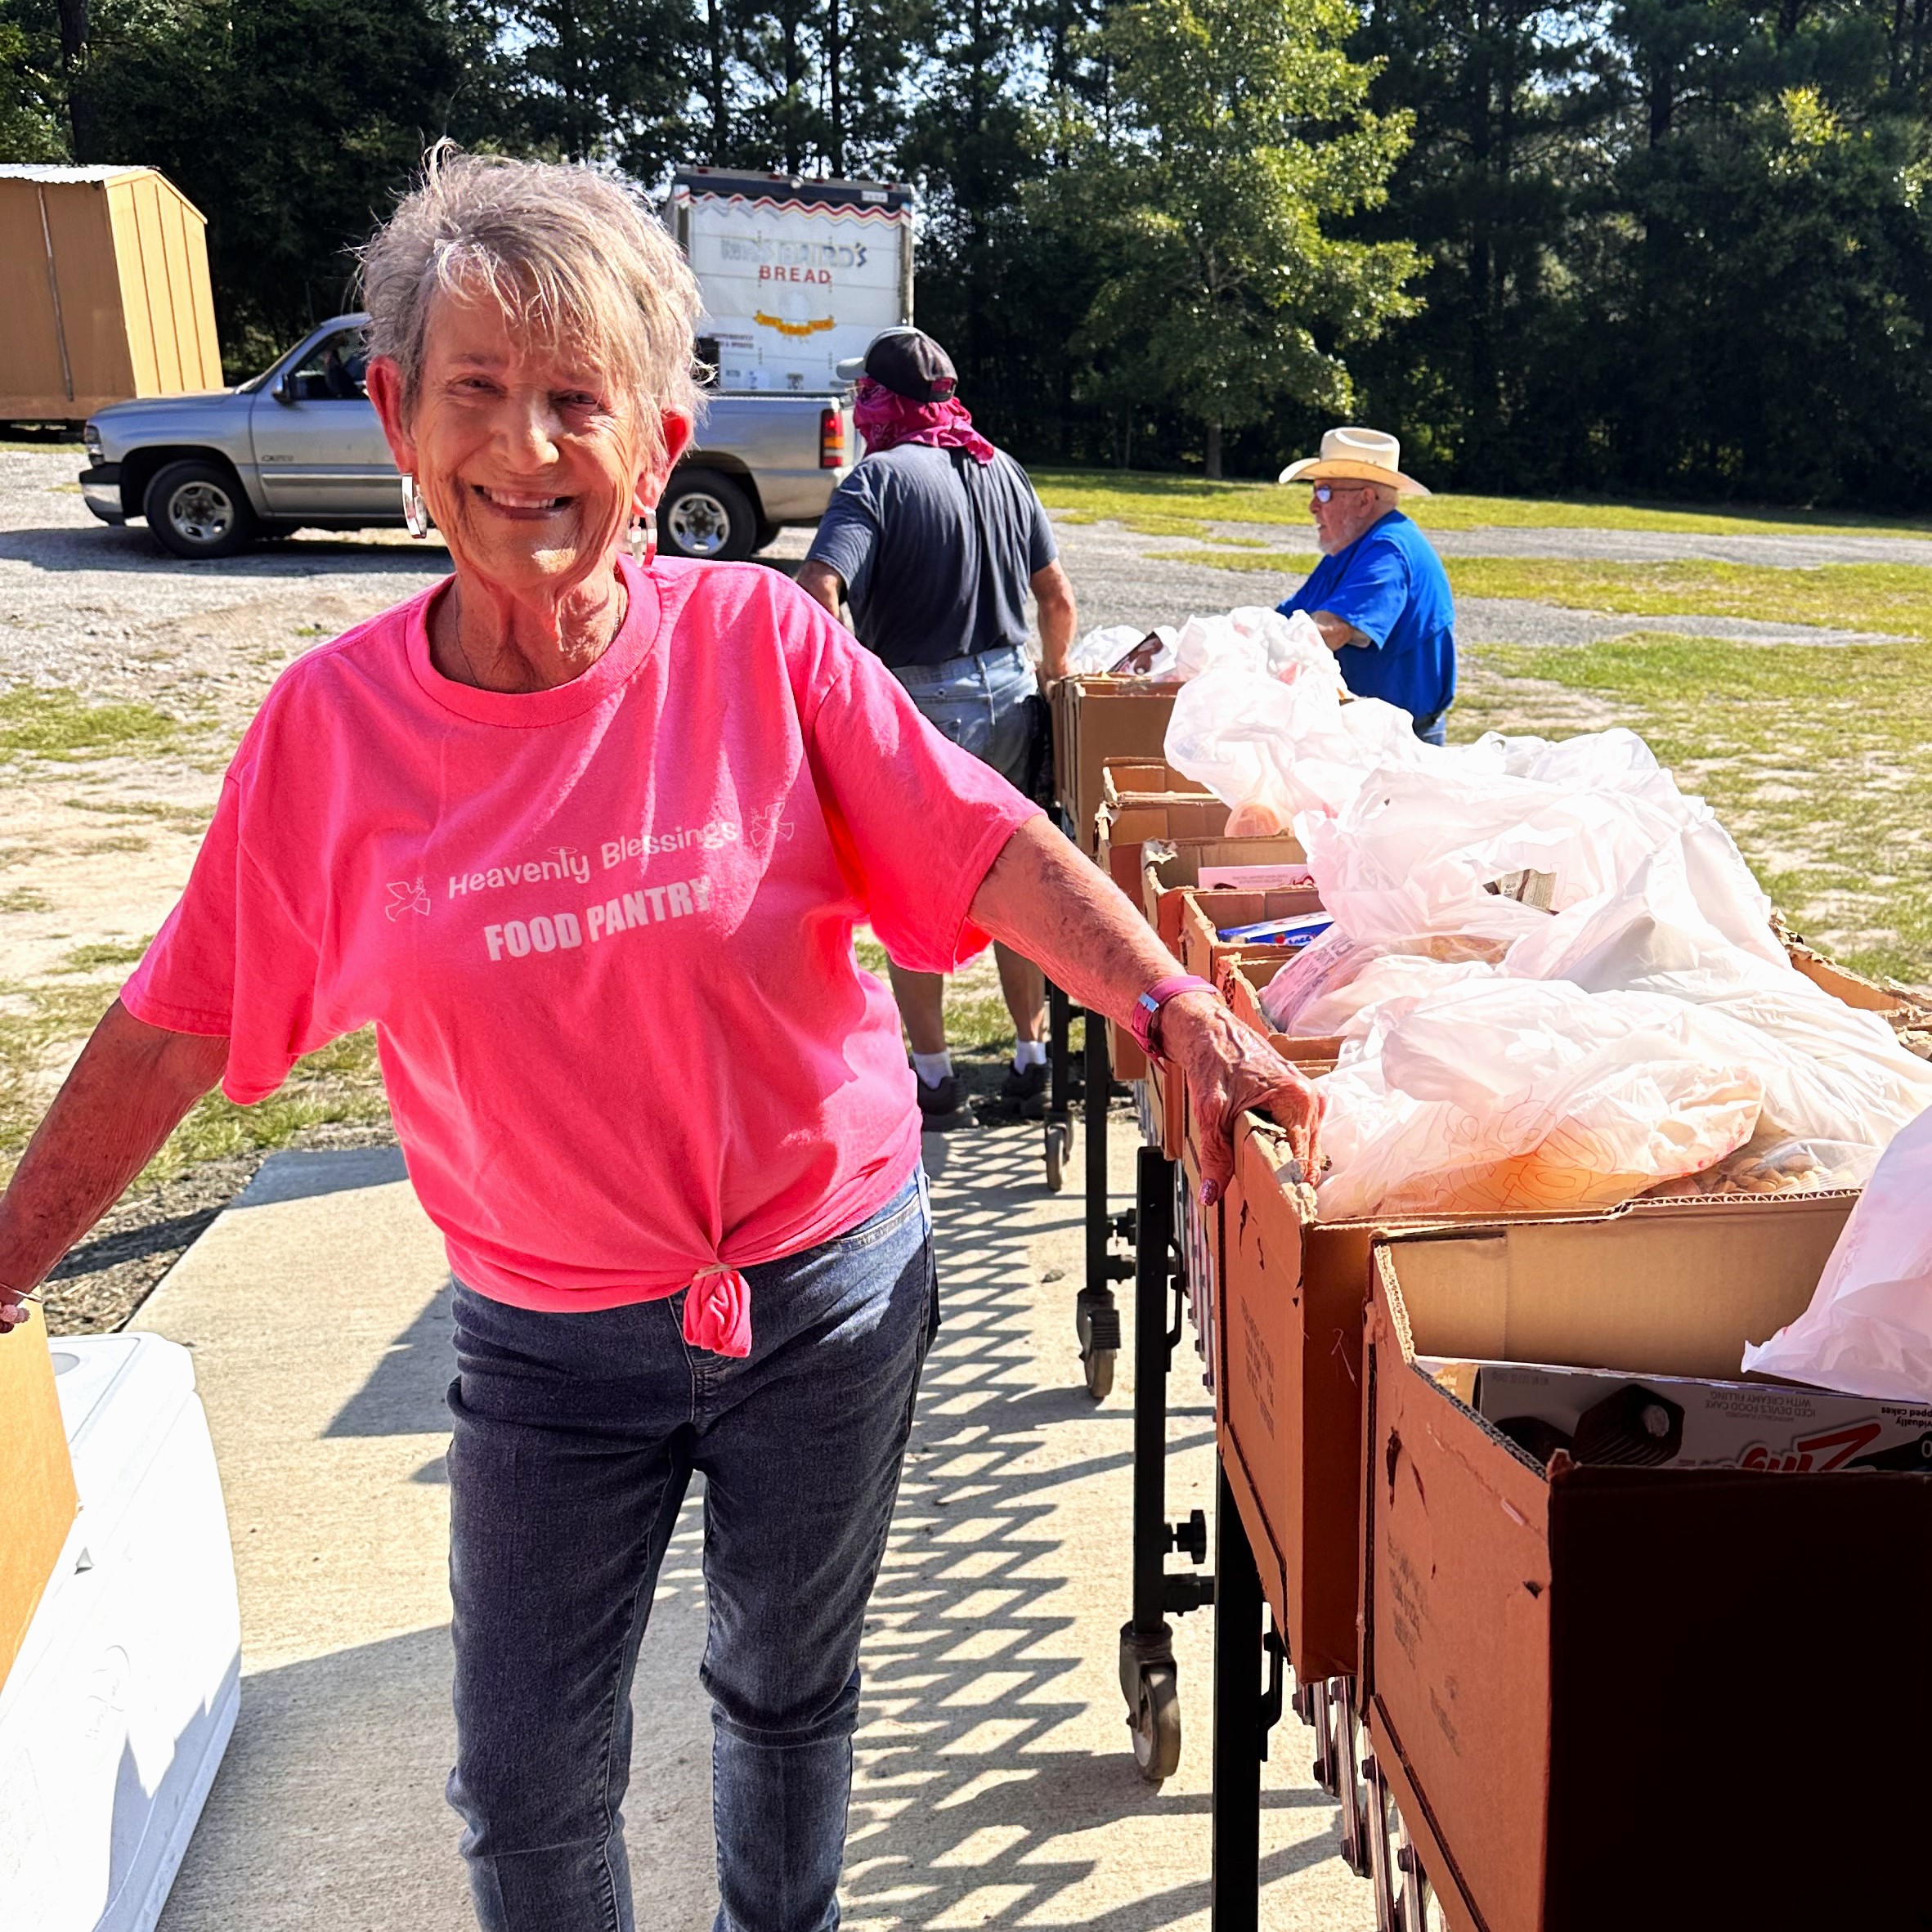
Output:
[1163,990,1321,1206]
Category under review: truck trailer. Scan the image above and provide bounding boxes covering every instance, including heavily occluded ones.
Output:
[667,169,914,396]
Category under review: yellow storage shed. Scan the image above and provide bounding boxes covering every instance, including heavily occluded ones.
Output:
[0,164,224,421]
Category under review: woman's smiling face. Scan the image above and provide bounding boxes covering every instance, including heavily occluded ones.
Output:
[371,283,691,601]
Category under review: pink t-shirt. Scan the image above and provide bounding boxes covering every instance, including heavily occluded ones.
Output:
[123,557,1040,1311]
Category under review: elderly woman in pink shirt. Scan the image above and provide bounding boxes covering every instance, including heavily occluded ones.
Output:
[0,154,1317,1932]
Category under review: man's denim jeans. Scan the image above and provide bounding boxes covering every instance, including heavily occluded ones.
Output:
[890,643,1036,788]
[445,1173,937,1932]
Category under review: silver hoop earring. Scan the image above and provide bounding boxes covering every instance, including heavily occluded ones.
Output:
[630,509,658,568]
[400,473,431,540]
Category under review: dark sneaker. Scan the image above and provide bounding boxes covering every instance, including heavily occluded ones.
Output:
[916,1072,966,1118]
[998,1060,1049,1118]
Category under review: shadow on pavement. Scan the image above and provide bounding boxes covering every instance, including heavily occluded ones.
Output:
[849,1123,1337,1931]
[0,523,452,577]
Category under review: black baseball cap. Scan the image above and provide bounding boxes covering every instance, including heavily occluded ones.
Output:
[860,328,957,403]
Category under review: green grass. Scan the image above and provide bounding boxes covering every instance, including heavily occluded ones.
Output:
[65,797,213,832]
[855,932,1041,1053]
[1031,466,1932,543]
[0,688,186,763]
[1455,632,1932,983]
[0,982,392,1190]
[1152,548,1932,640]
[54,938,151,974]
[147,1028,392,1184]
[0,887,50,914]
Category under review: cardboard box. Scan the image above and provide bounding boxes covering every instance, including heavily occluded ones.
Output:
[1417,1354,1932,1473]
[1091,819,1301,1083]
[1,1307,82,1690]
[1051,676,1181,855]
[1132,876,1324,1157]
[1100,758,1209,813]
[1217,954,1345,1071]
[1359,1207,1930,1932]
[1198,861,1315,890]
[1217,1117,1863,1687]
[1176,890,1307,988]
[1127,838,1313,950]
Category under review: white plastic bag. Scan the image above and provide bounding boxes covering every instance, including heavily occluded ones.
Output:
[1258,929,1501,1039]
[1741,1105,1932,1399]
[1314,979,1765,1218]
[1168,606,1345,691]
[1164,666,1428,831]
[1644,1133,1879,1199]
[1301,746,1780,969]
[1067,622,1177,677]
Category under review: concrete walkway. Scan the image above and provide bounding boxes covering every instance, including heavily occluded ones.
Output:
[136,1124,1369,1932]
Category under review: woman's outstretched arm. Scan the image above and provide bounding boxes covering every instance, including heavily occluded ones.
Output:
[0,1000,229,1333]
[968,816,1320,1199]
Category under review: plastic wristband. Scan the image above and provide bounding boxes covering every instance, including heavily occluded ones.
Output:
[1129,974,1217,1061]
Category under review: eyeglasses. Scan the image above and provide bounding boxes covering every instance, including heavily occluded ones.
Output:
[1311,482,1370,504]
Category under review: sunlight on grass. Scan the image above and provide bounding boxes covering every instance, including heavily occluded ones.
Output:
[0,688,186,763]
[856,932,1016,1051]
[1032,468,1932,543]
[55,938,151,973]
[1456,633,1932,984]
[150,1028,392,1183]
[1153,547,1932,639]
[0,975,392,1189]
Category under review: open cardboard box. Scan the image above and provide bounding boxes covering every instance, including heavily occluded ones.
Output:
[1051,675,1182,856]
[1217,954,1346,1071]
[1217,1113,1877,1688]
[1140,845,1316,957]
[1,1305,83,1691]
[1100,757,1209,813]
[1360,1206,1930,1932]
[1089,818,1302,1082]
[1132,873,1325,1156]
[1175,890,1310,990]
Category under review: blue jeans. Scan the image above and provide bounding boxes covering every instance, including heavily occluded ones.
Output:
[1413,708,1448,747]
[891,643,1036,787]
[445,1173,937,1932]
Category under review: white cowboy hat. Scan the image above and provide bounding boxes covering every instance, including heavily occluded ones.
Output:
[1277,426,1429,496]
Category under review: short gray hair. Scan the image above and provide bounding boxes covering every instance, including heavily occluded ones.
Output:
[360,145,704,460]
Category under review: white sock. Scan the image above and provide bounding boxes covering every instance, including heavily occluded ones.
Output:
[912,1050,954,1089]
[1015,1040,1047,1070]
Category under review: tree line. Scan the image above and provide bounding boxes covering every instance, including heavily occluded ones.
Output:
[7,0,1932,503]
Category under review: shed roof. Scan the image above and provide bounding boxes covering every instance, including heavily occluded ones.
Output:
[0,164,152,184]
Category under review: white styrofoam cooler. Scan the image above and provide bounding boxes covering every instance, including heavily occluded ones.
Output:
[0,1333,240,1932]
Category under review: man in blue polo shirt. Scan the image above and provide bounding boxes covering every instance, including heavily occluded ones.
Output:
[1275,427,1456,744]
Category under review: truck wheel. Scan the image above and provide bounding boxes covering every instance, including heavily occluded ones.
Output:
[660,471,756,563]
[145,459,256,559]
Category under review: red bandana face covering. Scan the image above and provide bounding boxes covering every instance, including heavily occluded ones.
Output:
[853,379,997,464]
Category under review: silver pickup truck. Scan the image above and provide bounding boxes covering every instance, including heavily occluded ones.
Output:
[78,312,854,563]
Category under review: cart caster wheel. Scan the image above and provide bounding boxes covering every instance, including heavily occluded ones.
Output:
[1043,1119,1071,1192]
[1075,1290,1120,1401]
[1128,1661,1181,1782]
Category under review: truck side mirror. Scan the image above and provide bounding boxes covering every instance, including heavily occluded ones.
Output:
[274,373,297,406]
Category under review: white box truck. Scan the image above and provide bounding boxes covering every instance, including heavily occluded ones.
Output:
[668,168,915,395]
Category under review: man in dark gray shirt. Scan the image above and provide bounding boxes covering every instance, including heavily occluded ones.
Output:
[800,328,1077,1119]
